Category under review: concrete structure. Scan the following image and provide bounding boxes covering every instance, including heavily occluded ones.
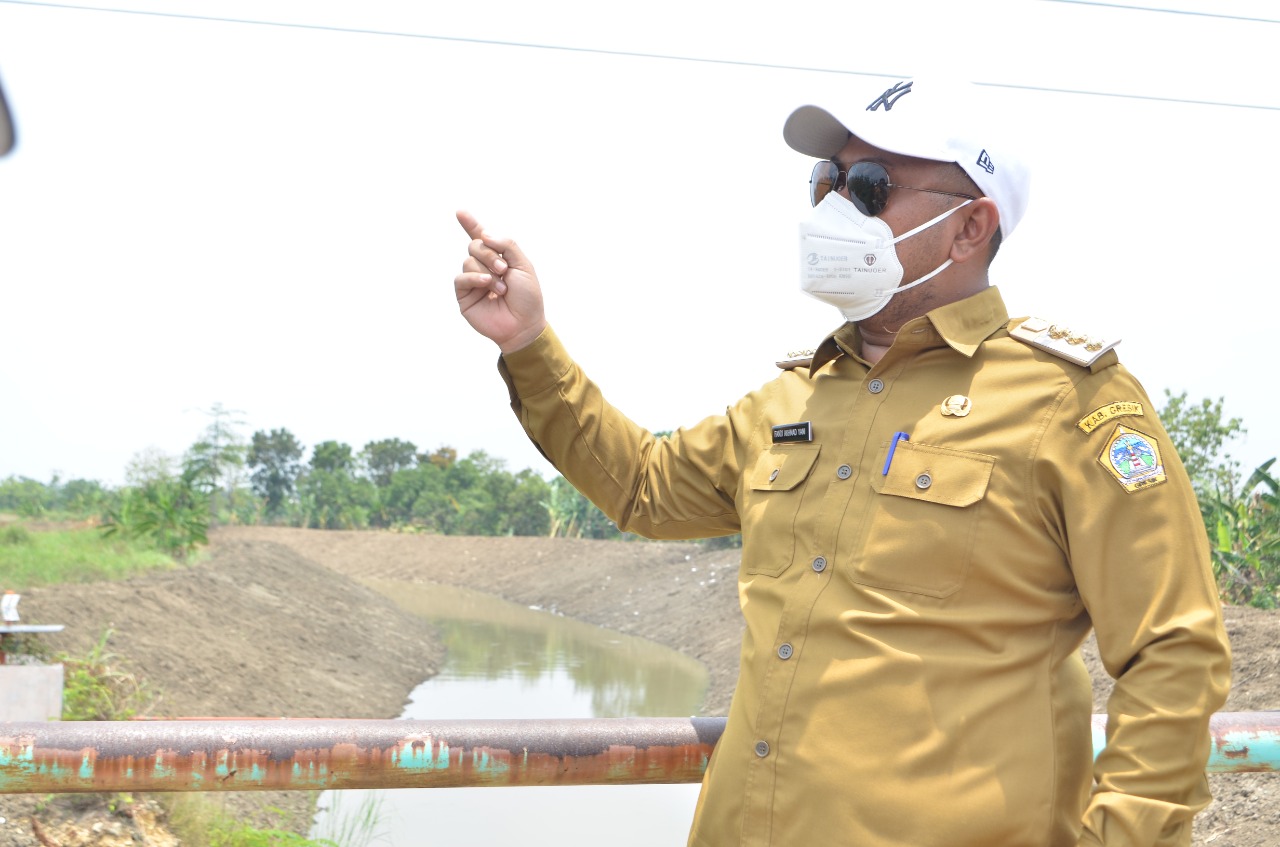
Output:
[0,664,64,722]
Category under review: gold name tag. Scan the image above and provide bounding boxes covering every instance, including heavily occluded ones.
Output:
[1077,401,1145,434]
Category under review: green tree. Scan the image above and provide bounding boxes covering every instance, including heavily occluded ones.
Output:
[102,469,209,560]
[55,478,111,516]
[298,469,377,530]
[1159,391,1278,608]
[182,403,249,523]
[298,441,377,529]
[422,446,458,470]
[382,462,444,527]
[379,449,550,535]
[542,475,624,539]
[506,469,553,536]
[0,476,51,517]
[310,441,355,473]
[1158,390,1246,497]
[247,428,305,521]
[360,438,419,488]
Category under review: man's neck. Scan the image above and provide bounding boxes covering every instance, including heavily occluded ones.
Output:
[856,279,991,364]
[857,318,905,365]
[859,337,893,365]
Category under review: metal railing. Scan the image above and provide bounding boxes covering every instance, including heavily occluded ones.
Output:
[0,712,1275,794]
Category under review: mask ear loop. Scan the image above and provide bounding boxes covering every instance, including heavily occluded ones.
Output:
[890,198,973,245]
[874,200,973,297]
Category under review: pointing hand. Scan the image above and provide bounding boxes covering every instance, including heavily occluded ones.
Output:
[454,210,548,354]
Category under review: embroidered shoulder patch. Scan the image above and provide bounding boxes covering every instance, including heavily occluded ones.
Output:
[1098,424,1167,493]
[1077,401,1145,434]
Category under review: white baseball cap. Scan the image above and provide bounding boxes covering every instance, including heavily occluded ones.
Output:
[783,77,1030,238]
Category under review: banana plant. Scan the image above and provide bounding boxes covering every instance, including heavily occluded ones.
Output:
[1206,459,1279,608]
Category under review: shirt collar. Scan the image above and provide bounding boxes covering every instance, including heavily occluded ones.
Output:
[926,286,1009,358]
[807,286,1010,374]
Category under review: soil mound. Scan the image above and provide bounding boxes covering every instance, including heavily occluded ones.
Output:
[0,536,443,843]
[2,527,1277,846]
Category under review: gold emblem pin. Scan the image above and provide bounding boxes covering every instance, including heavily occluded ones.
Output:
[940,395,972,417]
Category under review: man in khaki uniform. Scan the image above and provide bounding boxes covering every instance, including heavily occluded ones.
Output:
[453,77,1230,847]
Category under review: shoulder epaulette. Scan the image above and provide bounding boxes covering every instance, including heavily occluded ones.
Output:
[776,348,815,370]
[1009,317,1120,369]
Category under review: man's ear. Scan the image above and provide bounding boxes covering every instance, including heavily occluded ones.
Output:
[950,197,1000,265]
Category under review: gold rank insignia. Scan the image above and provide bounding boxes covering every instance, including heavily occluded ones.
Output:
[1010,317,1120,368]
[1077,401,1145,434]
[940,395,972,417]
[775,348,815,370]
[1098,424,1167,493]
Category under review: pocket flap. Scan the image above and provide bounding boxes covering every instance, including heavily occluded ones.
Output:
[750,444,821,492]
[872,441,994,507]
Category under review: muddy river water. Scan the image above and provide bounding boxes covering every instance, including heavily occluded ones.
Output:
[310,579,708,846]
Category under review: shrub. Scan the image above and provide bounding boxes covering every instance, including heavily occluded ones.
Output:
[58,629,155,721]
[1,524,31,546]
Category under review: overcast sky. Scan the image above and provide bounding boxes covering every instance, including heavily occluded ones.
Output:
[0,0,1276,487]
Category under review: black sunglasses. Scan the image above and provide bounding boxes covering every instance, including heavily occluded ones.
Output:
[809,160,975,216]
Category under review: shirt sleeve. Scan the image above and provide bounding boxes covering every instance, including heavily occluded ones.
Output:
[1031,363,1232,847]
[497,324,743,540]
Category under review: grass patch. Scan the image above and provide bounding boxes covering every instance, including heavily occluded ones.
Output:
[312,792,388,847]
[165,796,340,847]
[0,523,176,589]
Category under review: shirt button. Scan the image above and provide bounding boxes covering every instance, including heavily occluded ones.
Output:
[812,556,827,573]
[915,472,933,490]
[777,643,794,660]
[836,464,852,480]
[755,740,770,758]
[868,378,885,394]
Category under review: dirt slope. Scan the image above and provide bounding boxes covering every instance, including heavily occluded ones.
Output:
[0,536,445,844]
[2,527,1278,846]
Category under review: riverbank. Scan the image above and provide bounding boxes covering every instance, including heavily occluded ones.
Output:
[2,527,1278,846]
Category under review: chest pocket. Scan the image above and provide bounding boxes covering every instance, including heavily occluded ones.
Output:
[741,443,821,577]
[851,441,995,598]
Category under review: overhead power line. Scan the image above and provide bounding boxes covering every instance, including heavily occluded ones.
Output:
[1041,0,1280,25]
[975,80,1278,112]
[1,0,1277,111]
[0,0,908,79]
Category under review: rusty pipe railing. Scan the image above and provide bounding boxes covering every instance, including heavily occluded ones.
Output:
[0,712,1275,795]
[0,717,723,794]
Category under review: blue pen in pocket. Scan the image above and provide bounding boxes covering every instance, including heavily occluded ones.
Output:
[882,432,910,475]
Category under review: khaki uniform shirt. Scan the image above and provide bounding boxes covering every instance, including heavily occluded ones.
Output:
[498,287,1230,847]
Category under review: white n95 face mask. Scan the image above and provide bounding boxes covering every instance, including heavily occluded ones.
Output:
[799,191,971,321]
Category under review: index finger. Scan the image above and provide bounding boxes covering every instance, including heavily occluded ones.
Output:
[456,209,485,241]
[456,209,516,263]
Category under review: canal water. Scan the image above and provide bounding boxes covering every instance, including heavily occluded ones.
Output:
[310,579,708,846]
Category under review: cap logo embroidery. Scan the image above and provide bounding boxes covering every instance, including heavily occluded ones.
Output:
[976,149,995,174]
[867,81,913,112]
